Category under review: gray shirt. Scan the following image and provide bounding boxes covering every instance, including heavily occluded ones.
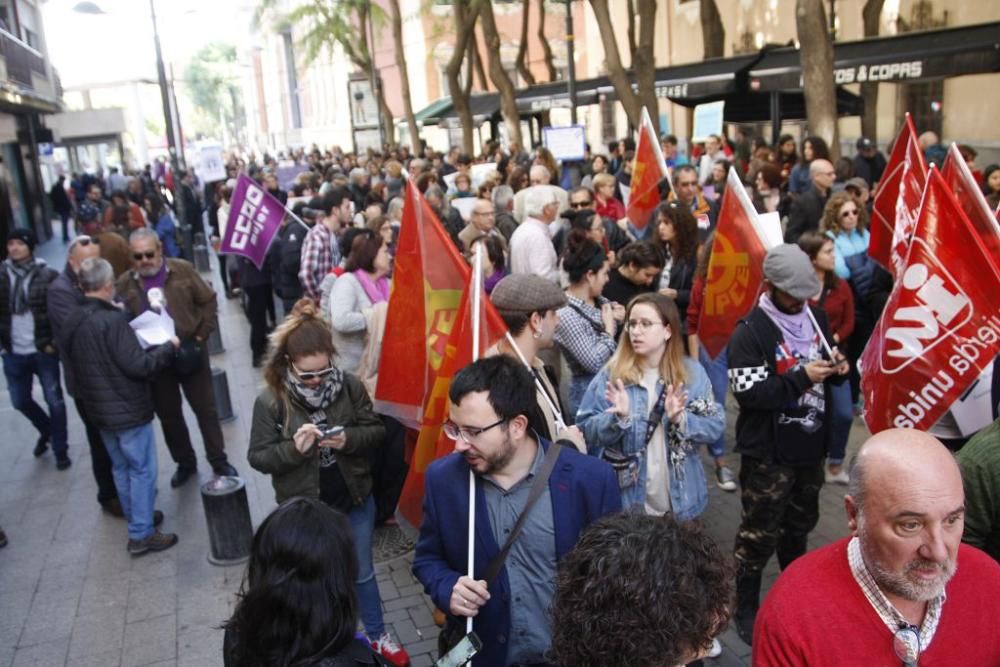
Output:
[482,442,557,665]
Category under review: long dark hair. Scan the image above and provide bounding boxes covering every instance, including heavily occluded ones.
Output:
[224,498,359,667]
[652,202,698,266]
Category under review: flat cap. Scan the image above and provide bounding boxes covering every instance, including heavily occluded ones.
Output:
[490,274,567,312]
[763,244,820,301]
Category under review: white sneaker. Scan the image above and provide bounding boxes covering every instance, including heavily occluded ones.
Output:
[825,467,850,485]
[707,637,723,658]
[715,465,737,492]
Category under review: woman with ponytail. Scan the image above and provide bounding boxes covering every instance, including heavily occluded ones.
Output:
[247,299,409,667]
[554,229,624,416]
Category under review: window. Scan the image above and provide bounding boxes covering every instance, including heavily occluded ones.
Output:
[901,81,944,139]
[23,27,38,50]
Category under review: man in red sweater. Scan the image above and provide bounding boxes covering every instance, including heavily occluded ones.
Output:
[754,429,1000,665]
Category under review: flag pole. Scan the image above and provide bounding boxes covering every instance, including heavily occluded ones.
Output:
[283,206,312,232]
[804,306,837,360]
[503,331,568,430]
[466,243,484,636]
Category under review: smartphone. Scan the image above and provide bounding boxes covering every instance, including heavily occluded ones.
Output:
[435,632,481,667]
[321,425,345,439]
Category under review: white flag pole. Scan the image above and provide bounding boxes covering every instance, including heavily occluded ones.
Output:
[503,331,568,431]
[805,306,837,360]
[466,244,484,636]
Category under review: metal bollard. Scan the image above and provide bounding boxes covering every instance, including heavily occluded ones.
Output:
[212,367,236,422]
[193,243,211,273]
[207,326,224,355]
[200,476,253,566]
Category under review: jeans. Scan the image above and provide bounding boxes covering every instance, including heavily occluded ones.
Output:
[828,380,854,466]
[76,398,118,505]
[2,351,68,456]
[568,374,594,422]
[349,494,384,639]
[698,346,728,459]
[99,422,158,541]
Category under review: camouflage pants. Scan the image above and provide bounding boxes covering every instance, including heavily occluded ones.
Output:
[733,456,824,575]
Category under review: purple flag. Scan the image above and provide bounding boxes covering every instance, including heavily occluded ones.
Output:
[219,174,284,269]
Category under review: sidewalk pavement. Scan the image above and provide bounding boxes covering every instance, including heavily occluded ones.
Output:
[0,236,864,666]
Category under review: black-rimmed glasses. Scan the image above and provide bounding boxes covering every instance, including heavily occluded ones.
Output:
[442,417,507,444]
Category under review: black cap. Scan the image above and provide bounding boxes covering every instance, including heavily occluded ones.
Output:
[7,228,37,252]
[856,137,874,151]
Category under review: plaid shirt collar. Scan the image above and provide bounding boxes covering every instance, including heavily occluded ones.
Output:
[847,536,946,653]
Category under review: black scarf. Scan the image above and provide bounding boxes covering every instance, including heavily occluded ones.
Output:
[6,258,37,315]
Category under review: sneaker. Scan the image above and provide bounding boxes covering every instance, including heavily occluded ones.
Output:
[56,455,72,471]
[127,530,178,557]
[371,631,410,667]
[715,465,737,492]
[707,637,723,658]
[33,435,49,457]
[825,467,850,485]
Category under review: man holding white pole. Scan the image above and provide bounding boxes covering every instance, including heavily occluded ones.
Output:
[413,355,620,667]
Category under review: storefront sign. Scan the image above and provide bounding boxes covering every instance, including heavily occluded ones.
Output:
[834,60,925,84]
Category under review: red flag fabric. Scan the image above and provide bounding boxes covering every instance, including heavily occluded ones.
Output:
[869,113,927,275]
[940,143,1000,259]
[860,169,1000,434]
[376,180,508,531]
[626,107,670,230]
[697,168,781,359]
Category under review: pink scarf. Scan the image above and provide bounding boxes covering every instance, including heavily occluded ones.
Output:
[354,270,389,304]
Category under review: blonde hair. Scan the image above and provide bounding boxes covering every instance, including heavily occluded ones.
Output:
[592,173,617,193]
[607,293,688,387]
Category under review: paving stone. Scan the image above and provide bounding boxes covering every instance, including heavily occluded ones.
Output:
[126,576,178,624]
[121,613,176,667]
[11,637,70,667]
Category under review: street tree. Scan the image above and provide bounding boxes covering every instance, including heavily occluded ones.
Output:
[796,0,839,159]
[184,43,246,146]
[515,0,536,86]
[860,0,885,141]
[701,0,725,59]
[537,0,558,81]
[477,0,524,149]
[589,0,659,133]
[446,0,481,154]
[388,0,421,153]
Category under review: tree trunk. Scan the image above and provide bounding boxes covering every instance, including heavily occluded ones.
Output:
[478,0,523,148]
[355,3,393,147]
[796,0,839,159]
[860,0,885,141]
[700,0,726,59]
[589,0,644,130]
[515,0,536,86]
[388,0,420,153]
[537,0,558,81]
[626,0,637,66]
[472,32,490,91]
[446,1,481,155]
[634,0,658,133]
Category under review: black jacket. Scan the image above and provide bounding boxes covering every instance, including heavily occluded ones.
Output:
[658,256,696,331]
[57,297,175,432]
[47,264,87,395]
[727,306,846,467]
[0,259,58,353]
[784,186,829,243]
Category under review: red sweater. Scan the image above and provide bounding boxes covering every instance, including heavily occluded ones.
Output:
[754,538,1000,666]
[809,279,855,345]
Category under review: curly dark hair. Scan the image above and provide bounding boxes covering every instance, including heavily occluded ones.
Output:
[652,202,698,267]
[549,512,734,667]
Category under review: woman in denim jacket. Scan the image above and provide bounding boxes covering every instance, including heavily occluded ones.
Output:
[576,293,725,520]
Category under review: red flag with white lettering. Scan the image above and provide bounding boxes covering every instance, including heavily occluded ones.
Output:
[697,167,782,359]
[860,168,1000,434]
[940,143,1000,259]
[869,113,927,276]
[626,107,670,230]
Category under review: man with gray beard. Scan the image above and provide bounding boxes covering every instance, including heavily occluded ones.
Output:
[753,429,1000,664]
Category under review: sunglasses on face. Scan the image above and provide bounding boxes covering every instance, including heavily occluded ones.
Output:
[840,209,860,218]
[290,359,336,381]
[570,200,593,209]
[72,235,99,248]
[133,251,157,260]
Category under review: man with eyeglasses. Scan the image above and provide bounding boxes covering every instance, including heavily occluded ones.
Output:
[554,187,630,259]
[459,198,508,257]
[754,429,1000,665]
[116,228,238,487]
[785,159,835,243]
[668,165,718,244]
[49,235,123,514]
[413,355,620,667]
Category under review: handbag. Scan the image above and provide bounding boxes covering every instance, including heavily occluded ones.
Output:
[438,442,563,658]
[600,384,667,491]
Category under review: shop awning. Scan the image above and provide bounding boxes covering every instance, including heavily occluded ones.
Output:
[413,93,502,128]
[749,21,1000,92]
[653,54,761,103]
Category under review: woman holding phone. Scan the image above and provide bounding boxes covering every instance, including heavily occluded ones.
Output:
[247,298,409,667]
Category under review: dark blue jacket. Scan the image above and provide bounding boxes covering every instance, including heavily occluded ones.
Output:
[412,438,621,667]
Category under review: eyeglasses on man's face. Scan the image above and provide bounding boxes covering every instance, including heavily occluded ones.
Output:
[442,417,507,444]
[570,200,592,209]
[132,251,157,261]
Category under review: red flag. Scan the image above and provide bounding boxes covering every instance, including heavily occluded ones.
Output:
[869,113,927,275]
[697,168,782,359]
[940,143,1000,259]
[860,169,1000,434]
[626,107,670,230]
[376,180,508,531]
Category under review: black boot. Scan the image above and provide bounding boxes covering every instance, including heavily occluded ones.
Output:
[734,570,763,646]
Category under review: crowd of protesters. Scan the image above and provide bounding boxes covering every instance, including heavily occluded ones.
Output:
[1,123,999,667]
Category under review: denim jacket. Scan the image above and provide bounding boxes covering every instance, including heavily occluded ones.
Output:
[576,357,725,520]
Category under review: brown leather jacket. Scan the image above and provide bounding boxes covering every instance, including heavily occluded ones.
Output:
[115,258,218,340]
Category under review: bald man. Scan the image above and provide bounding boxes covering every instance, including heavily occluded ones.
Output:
[784,159,835,243]
[48,235,120,514]
[754,429,1000,665]
[458,198,508,257]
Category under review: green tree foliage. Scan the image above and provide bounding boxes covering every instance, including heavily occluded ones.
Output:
[183,43,245,144]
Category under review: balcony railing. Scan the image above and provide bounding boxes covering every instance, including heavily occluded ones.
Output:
[0,27,47,92]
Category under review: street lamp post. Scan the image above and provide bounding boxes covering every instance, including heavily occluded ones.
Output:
[565,0,578,125]
[148,0,181,177]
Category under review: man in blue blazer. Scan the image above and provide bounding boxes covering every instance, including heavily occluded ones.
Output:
[413,356,621,667]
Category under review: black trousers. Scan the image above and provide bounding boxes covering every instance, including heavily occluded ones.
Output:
[370,415,410,525]
[75,398,117,505]
[150,350,227,469]
[244,284,274,361]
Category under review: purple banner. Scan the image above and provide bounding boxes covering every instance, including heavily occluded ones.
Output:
[219,173,284,269]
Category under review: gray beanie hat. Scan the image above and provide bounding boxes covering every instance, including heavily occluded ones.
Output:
[763,244,821,301]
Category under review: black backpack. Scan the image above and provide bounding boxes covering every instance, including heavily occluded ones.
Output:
[276,222,307,301]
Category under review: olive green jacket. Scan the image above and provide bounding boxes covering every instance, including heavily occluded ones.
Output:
[247,374,384,507]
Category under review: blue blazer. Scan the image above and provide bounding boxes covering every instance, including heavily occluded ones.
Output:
[412,437,621,667]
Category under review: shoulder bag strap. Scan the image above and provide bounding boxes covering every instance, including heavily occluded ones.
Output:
[482,442,563,586]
